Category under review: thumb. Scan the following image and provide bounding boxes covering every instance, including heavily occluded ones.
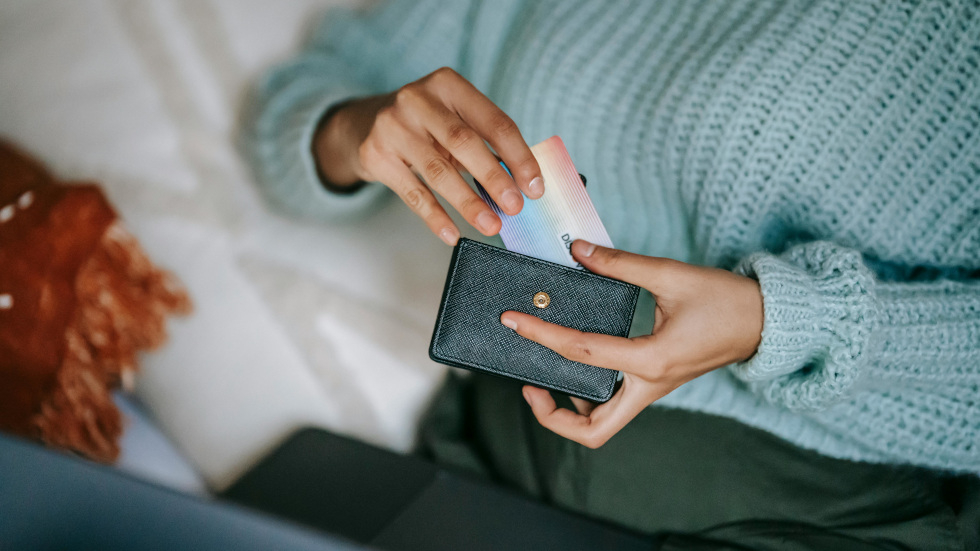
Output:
[571,240,676,291]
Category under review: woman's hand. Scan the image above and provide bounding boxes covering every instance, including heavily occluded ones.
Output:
[313,67,543,245]
[500,240,764,448]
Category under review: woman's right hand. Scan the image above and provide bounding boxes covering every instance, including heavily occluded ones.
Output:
[313,67,544,245]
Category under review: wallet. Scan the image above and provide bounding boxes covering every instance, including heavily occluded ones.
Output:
[429,238,640,402]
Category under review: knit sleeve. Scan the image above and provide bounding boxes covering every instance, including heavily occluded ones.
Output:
[730,241,980,422]
[239,0,479,221]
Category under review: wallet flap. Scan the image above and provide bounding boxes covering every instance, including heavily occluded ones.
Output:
[429,239,640,402]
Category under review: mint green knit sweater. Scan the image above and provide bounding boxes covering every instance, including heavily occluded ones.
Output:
[243,0,980,473]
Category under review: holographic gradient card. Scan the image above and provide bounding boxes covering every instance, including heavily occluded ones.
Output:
[477,136,614,268]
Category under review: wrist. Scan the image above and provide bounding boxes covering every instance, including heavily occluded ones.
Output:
[737,277,764,362]
[312,100,366,193]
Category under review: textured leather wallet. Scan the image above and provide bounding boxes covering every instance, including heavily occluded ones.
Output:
[429,238,640,402]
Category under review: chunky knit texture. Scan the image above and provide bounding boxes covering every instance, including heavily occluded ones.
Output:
[242,0,980,473]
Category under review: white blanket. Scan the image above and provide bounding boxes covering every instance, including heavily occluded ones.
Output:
[0,0,454,491]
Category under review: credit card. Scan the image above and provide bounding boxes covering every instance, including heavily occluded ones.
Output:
[477,136,613,268]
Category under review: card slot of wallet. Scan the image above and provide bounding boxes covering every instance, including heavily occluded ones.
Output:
[429,238,640,402]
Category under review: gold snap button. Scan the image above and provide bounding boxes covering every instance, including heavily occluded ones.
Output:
[533,291,550,309]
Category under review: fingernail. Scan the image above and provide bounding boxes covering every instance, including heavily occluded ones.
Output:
[439,227,459,246]
[579,240,596,257]
[501,188,522,213]
[501,316,518,330]
[477,210,498,233]
[528,177,544,198]
[523,389,533,406]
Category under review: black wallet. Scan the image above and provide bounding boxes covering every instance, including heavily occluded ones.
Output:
[429,239,640,402]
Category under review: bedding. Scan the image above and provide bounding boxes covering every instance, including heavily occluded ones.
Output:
[0,0,447,491]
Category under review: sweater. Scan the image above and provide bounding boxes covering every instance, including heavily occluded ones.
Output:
[242,0,980,473]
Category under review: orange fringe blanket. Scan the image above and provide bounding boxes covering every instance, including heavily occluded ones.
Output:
[0,140,190,462]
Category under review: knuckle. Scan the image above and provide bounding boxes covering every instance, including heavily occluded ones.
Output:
[489,114,519,139]
[430,66,458,83]
[445,123,478,150]
[601,247,628,268]
[483,168,513,190]
[513,156,539,179]
[357,141,380,169]
[373,106,399,129]
[423,157,453,182]
[560,333,592,361]
[393,84,421,107]
[402,188,427,211]
[459,195,485,215]
[657,258,687,280]
[581,432,608,450]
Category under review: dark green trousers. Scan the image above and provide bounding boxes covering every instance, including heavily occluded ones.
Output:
[418,373,975,550]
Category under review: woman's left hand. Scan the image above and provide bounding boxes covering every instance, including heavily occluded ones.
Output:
[500,240,764,448]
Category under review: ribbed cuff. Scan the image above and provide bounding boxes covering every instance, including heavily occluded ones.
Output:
[245,81,390,221]
[730,242,880,411]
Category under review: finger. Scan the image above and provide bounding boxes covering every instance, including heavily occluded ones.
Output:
[432,142,466,172]
[521,385,584,432]
[372,156,459,245]
[569,396,596,416]
[431,68,544,199]
[501,311,640,373]
[523,378,654,449]
[395,129,502,236]
[407,97,525,216]
[570,240,681,291]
